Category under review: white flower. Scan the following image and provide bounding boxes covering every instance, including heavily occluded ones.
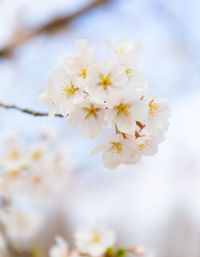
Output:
[0,136,29,175]
[66,98,105,139]
[65,39,94,90]
[105,39,147,92]
[135,130,161,156]
[49,236,68,257]
[39,63,85,118]
[28,142,49,165]
[25,141,71,199]
[92,134,141,169]
[147,96,170,136]
[87,59,127,103]
[0,209,43,242]
[105,39,144,67]
[104,91,148,135]
[75,226,115,256]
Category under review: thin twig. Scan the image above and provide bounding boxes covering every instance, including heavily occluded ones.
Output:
[0,102,63,118]
[0,0,110,59]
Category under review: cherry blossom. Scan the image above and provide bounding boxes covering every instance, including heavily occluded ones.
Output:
[75,226,115,257]
[49,227,152,257]
[39,38,170,169]
[49,236,69,257]
[0,135,72,198]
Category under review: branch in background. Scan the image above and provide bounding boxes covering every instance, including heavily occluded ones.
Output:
[0,102,62,118]
[0,0,110,59]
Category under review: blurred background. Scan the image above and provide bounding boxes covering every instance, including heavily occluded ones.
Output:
[0,0,200,256]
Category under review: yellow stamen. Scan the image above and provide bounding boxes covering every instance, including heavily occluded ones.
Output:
[138,141,149,151]
[10,151,19,160]
[120,48,126,55]
[63,83,78,97]
[149,100,160,117]
[33,151,42,160]
[98,74,112,89]
[116,103,131,116]
[92,235,100,243]
[33,177,41,185]
[125,68,133,78]
[8,170,20,177]
[80,68,87,79]
[82,104,100,119]
[111,142,122,154]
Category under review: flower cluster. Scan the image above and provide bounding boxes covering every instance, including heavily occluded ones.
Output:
[0,206,43,244]
[0,135,72,199]
[39,39,170,169]
[49,226,153,257]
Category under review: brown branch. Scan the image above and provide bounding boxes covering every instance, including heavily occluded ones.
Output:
[0,102,63,118]
[0,0,110,59]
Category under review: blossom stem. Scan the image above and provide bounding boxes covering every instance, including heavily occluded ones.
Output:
[0,102,63,118]
[135,131,140,139]
[115,124,120,134]
[136,121,145,130]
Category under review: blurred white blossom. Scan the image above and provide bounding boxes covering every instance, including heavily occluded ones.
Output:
[49,227,152,257]
[0,135,73,199]
[49,236,69,257]
[75,226,115,256]
[0,208,43,243]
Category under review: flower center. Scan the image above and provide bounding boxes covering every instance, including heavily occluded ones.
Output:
[149,100,160,117]
[138,141,149,151]
[120,48,126,55]
[116,103,131,116]
[98,74,112,89]
[92,235,100,243]
[10,151,19,160]
[63,84,78,97]
[33,176,41,185]
[82,104,100,119]
[8,170,20,177]
[125,68,133,78]
[33,151,42,160]
[80,68,87,79]
[111,142,122,154]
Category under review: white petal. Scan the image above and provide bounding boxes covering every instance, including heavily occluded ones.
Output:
[47,104,58,121]
[88,85,107,104]
[59,101,73,117]
[127,69,148,91]
[73,89,85,104]
[81,117,102,139]
[116,115,136,134]
[66,109,83,127]
[104,109,116,129]
[132,100,148,122]
[91,141,110,155]
[49,65,69,87]
[102,151,121,169]
[38,91,48,105]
